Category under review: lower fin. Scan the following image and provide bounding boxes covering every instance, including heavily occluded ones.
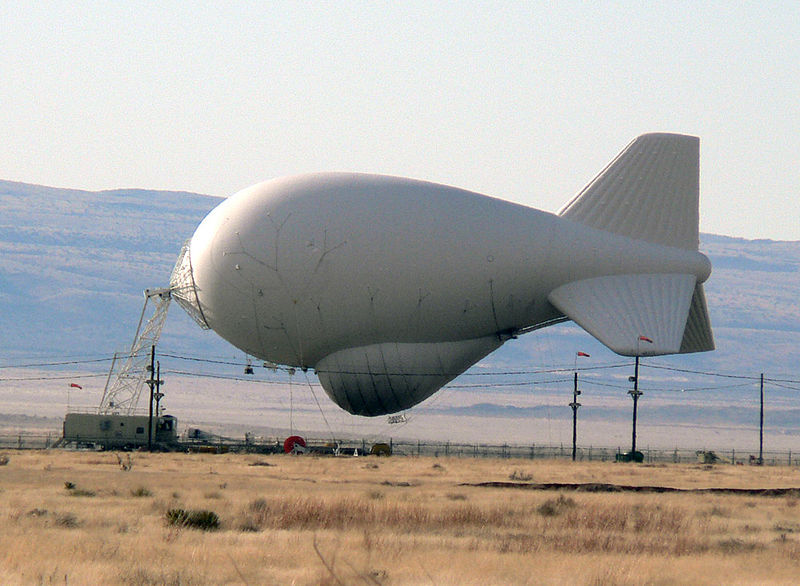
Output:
[680,283,715,353]
[548,273,699,356]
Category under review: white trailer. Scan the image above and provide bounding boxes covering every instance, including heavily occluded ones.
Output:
[62,412,177,450]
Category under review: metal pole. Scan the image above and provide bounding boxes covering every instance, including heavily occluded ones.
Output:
[147,345,155,451]
[154,361,164,417]
[759,373,764,465]
[98,352,119,413]
[629,355,642,455]
[570,372,581,461]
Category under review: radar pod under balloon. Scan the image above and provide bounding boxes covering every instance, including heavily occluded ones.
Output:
[171,133,714,416]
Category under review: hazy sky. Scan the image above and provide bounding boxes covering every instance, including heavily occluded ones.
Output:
[2,2,798,240]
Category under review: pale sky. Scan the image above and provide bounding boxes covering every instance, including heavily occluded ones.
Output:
[1,1,798,240]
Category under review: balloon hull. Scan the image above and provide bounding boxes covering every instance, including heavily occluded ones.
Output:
[172,135,714,416]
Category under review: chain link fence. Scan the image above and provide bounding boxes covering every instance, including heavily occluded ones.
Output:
[1,430,797,467]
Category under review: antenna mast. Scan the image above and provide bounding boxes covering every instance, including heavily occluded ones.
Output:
[98,288,172,414]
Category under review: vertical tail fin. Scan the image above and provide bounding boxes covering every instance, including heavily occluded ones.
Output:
[559,133,700,251]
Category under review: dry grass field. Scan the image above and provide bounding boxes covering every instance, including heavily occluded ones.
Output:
[2,451,800,585]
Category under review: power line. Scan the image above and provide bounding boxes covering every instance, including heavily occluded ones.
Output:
[0,373,109,382]
[448,378,573,389]
[640,381,756,393]
[3,350,798,391]
[644,362,800,386]
[0,357,114,369]
[159,353,258,368]
[163,369,288,384]
[762,376,800,385]
[644,362,760,381]
[161,351,631,378]
[161,353,800,385]
[164,368,576,392]
[582,377,758,394]
[767,381,800,392]
[581,379,630,390]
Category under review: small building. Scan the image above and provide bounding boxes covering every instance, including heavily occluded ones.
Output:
[62,412,177,450]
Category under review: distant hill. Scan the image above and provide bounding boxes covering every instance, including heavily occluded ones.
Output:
[0,179,227,359]
[2,179,799,446]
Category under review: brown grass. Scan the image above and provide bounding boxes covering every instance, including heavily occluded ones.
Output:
[1,451,800,584]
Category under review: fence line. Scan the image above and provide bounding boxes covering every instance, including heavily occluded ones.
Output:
[385,440,797,466]
[1,430,796,466]
[0,432,59,450]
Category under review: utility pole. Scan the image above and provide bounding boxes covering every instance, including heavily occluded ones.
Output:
[759,372,764,465]
[154,361,164,418]
[146,345,155,451]
[628,355,642,455]
[569,372,581,461]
